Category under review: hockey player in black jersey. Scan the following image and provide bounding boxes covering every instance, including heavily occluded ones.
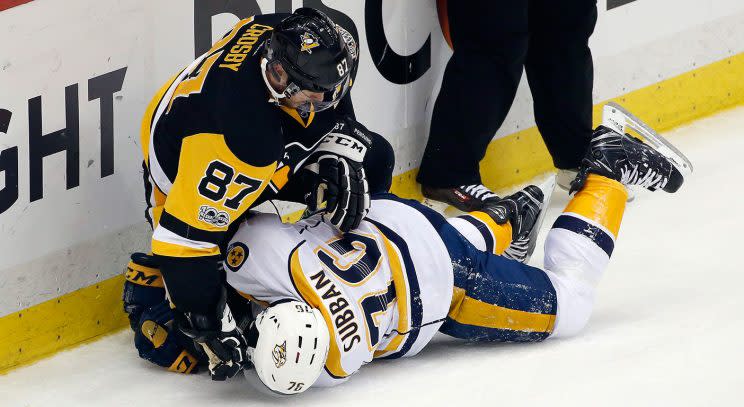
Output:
[122,9,394,380]
[123,104,689,393]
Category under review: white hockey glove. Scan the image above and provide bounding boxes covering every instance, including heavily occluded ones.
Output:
[305,117,371,232]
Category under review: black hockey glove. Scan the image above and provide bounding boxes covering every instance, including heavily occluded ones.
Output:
[122,252,166,331]
[178,288,248,381]
[306,154,369,232]
[305,116,372,232]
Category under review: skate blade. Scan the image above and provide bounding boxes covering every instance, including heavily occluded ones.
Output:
[603,102,693,176]
[524,173,556,263]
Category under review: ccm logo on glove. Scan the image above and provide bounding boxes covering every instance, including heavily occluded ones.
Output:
[315,133,368,162]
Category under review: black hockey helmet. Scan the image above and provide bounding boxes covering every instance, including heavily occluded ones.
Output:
[265,8,356,112]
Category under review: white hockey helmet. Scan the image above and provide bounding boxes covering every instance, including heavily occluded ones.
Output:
[247,300,330,395]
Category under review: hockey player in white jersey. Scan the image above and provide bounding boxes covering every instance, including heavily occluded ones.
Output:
[223,114,687,394]
[121,105,688,391]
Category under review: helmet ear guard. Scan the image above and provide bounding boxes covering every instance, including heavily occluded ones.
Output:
[247,300,330,395]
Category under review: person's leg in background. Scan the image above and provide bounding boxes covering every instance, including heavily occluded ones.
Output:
[417,1,529,211]
[525,0,597,188]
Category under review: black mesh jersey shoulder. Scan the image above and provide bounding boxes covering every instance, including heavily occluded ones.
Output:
[152,14,289,181]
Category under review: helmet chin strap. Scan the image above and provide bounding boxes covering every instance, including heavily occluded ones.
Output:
[260,57,288,105]
[260,58,317,114]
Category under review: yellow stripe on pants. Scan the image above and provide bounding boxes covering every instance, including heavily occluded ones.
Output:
[448,287,556,333]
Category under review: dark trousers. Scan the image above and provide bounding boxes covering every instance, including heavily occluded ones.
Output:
[417,0,597,188]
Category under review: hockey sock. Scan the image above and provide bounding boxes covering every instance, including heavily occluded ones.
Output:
[449,211,513,255]
[553,174,627,255]
[541,175,627,338]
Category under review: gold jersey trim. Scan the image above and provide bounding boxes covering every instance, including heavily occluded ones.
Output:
[287,243,349,378]
[372,226,410,358]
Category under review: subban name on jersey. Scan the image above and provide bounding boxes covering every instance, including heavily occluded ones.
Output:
[308,269,362,352]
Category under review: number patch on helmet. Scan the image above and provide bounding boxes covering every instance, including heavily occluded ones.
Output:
[287,381,304,392]
[336,59,349,77]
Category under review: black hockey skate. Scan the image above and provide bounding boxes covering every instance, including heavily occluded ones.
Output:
[569,126,685,194]
[482,185,545,263]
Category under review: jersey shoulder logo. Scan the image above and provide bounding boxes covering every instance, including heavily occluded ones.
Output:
[198,205,230,227]
[226,242,249,272]
[300,32,320,53]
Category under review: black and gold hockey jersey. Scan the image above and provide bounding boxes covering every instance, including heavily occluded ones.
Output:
[139,14,359,285]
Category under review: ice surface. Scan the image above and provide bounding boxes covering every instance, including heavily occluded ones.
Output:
[2,107,744,406]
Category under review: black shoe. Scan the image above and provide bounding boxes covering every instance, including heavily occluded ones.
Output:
[422,184,499,212]
[570,126,684,194]
[482,185,544,263]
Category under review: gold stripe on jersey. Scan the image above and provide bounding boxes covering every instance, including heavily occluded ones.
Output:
[164,133,276,233]
[280,105,316,128]
[270,165,291,190]
[372,229,410,358]
[141,16,255,162]
[448,287,556,333]
[210,17,255,56]
[142,81,170,228]
[166,51,223,114]
[141,72,180,163]
[151,184,167,227]
[288,245,349,378]
[151,238,220,258]
[564,174,627,238]
[468,211,513,255]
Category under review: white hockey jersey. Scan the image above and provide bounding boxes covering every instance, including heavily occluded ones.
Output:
[225,197,454,386]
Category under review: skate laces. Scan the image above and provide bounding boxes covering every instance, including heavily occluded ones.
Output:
[620,162,667,189]
[503,238,529,262]
[461,184,498,201]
